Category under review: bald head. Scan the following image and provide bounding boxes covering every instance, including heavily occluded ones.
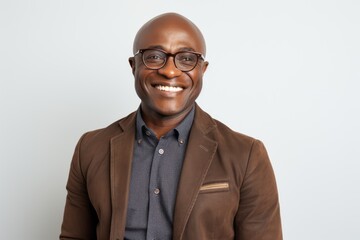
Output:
[133,13,207,56]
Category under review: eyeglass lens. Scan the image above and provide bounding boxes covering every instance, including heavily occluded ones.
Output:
[142,49,199,71]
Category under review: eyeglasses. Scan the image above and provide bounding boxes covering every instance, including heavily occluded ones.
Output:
[135,48,205,72]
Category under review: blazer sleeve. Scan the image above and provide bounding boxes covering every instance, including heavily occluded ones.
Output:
[60,133,97,240]
[234,140,283,240]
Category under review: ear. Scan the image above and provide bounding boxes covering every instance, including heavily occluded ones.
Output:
[202,61,209,74]
[128,57,136,75]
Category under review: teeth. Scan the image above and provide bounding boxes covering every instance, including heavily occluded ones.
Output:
[156,85,183,92]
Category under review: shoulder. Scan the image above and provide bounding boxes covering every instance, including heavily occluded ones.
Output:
[195,105,258,149]
[214,118,255,143]
[78,111,136,149]
[71,111,136,174]
[212,118,265,159]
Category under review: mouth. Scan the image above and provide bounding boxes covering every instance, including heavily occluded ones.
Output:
[154,84,184,93]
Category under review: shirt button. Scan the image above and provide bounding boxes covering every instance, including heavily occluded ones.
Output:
[154,188,160,194]
[158,148,164,155]
[137,139,142,144]
[179,139,184,144]
[145,130,151,136]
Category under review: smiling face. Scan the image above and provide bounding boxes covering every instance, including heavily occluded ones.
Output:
[129,13,208,121]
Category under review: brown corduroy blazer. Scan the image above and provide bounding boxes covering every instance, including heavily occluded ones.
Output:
[60,104,282,240]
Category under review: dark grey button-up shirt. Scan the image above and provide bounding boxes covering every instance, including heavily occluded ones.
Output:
[124,107,195,240]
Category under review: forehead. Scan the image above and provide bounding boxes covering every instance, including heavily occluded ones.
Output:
[133,16,206,54]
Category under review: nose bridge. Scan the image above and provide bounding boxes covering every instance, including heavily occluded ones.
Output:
[158,54,182,78]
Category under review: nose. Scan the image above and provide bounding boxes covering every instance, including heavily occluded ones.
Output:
[157,57,182,79]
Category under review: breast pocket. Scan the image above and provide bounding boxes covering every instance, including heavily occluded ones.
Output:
[188,181,236,239]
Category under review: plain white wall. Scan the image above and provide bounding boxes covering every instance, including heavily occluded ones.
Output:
[1,0,359,239]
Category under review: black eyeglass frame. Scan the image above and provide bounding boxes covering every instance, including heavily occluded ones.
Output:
[134,48,205,72]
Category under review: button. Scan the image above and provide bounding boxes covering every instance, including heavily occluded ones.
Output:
[145,130,151,136]
[179,139,184,144]
[137,139,142,144]
[158,148,164,154]
[154,188,160,194]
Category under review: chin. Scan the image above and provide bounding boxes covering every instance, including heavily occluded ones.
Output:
[153,102,190,117]
[156,107,183,117]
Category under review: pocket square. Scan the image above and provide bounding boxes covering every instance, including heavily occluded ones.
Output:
[200,182,229,192]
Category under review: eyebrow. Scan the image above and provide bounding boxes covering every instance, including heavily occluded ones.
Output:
[146,45,196,52]
[179,47,196,52]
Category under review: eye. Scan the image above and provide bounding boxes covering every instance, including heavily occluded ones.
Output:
[143,50,166,63]
[179,55,195,62]
[176,53,197,66]
[146,54,162,60]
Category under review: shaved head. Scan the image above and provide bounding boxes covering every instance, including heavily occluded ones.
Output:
[133,13,207,56]
[129,12,209,124]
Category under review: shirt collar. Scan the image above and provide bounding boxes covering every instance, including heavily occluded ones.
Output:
[135,106,195,143]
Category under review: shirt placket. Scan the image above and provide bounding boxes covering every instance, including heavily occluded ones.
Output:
[146,136,169,240]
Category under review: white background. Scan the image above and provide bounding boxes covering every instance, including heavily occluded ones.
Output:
[1,1,359,239]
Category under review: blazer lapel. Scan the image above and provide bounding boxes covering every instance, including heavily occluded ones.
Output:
[109,113,136,239]
[173,106,218,240]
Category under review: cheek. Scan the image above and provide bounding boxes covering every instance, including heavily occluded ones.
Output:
[133,60,148,81]
[134,67,149,87]
[186,73,203,104]
[188,70,204,89]
[134,70,148,98]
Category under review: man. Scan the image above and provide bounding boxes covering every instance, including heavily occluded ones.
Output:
[60,12,282,240]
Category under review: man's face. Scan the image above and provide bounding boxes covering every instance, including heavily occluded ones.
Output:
[129,17,208,119]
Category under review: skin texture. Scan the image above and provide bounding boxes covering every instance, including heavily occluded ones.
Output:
[129,13,209,138]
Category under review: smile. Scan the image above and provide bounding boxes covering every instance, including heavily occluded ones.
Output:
[155,85,183,92]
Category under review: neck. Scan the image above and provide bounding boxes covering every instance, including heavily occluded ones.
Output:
[140,105,193,139]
